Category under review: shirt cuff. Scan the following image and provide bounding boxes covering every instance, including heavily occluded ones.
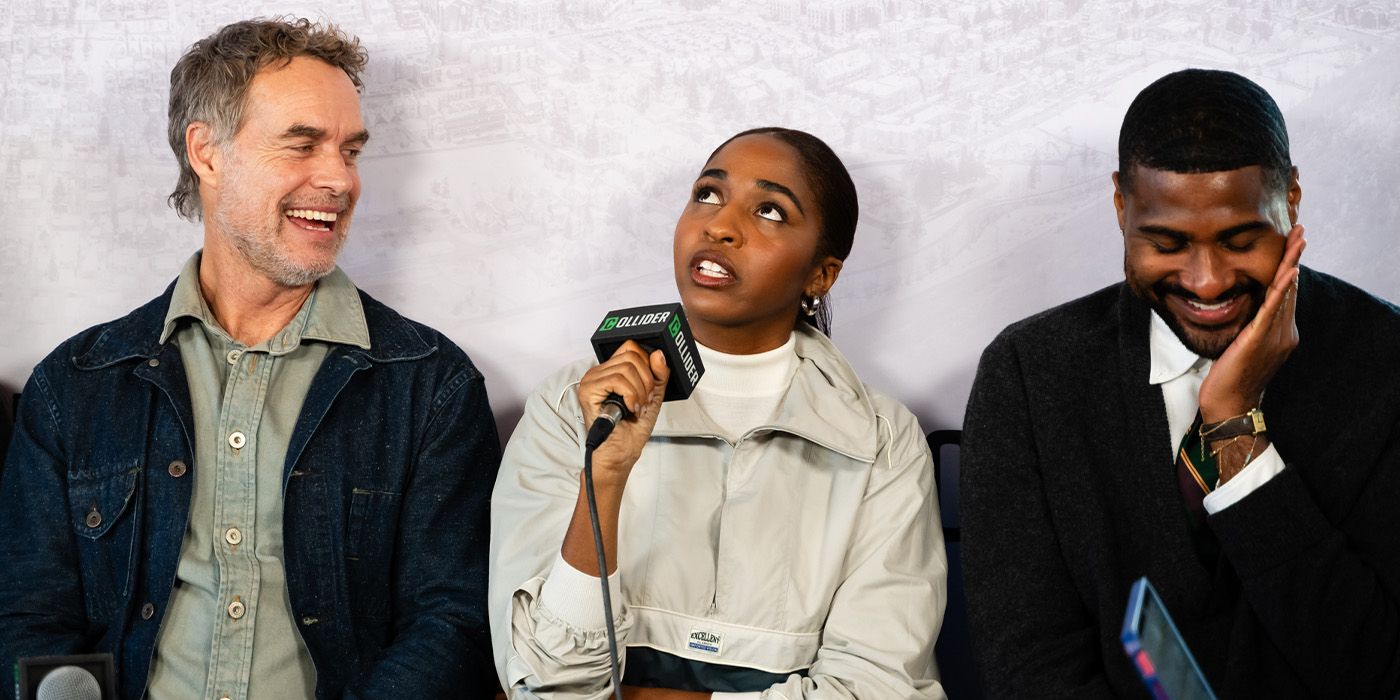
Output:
[712,693,763,699]
[1202,443,1285,514]
[538,554,623,630]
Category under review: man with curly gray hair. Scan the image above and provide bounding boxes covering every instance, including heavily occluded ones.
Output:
[0,18,500,699]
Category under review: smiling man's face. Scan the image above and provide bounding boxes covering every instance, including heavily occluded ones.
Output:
[206,55,368,287]
[1116,163,1299,358]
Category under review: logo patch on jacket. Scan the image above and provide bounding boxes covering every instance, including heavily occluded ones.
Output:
[688,628,722,655]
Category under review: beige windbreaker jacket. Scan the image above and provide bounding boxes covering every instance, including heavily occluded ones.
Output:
[489,327,947,699]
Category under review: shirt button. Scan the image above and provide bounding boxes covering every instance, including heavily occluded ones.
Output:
[141,602,155,620]
[227,598,246,620]
[225,527,243,546]
[167,460,188,478]
[84,508,102,528]
[226,349,242,365]
[228,431,247,449]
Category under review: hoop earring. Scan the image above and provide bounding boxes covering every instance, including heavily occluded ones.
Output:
[801,295,822,317]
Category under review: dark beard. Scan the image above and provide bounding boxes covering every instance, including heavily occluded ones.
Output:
[1129,278,1265,359]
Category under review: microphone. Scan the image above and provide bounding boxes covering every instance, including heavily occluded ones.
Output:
[586,303,705,448]
[37,667,100,700]
[582,303,705,699]
[16,654,115,700]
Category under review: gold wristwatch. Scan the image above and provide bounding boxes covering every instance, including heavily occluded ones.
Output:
[1200,408,1267,442]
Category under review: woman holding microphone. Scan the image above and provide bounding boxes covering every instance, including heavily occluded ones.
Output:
[490,128,946,699]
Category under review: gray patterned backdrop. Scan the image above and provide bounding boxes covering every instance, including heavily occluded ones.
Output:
[2,0,1398,436]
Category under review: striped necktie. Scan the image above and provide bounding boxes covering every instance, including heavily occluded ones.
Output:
[1177,413,1219,513]
[1176,413,1220,565]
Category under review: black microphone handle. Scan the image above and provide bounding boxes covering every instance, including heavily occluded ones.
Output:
[585,393,631,450]
[600,392,631,422]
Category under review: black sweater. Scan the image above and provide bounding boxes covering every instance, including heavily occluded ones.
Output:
[961,267,1400,698]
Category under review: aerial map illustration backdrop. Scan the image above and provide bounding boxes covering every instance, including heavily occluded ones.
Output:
[2,1,1397,436]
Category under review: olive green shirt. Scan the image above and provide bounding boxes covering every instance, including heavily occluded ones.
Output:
[145,253,370,700]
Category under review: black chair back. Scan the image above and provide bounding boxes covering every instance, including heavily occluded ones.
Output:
[928,429,981,698]
[0,392,17,468]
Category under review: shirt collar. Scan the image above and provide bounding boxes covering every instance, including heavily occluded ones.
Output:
[301,265,372,349]
[1148,310,1208,385]
[159,252,371,351]
[160,253,218,344]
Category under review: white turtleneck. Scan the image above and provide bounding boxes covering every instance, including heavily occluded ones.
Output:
[690,333,800,443]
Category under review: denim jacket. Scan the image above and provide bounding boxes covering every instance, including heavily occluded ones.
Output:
[0,281,501,699]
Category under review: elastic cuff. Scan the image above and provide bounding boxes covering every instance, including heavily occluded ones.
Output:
[538,554,623,630]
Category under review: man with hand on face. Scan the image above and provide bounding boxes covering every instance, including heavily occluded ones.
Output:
[0,18,500,700]
[961,69,1400,697]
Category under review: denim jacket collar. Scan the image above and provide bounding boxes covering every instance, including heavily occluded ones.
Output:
[72,276,436,371]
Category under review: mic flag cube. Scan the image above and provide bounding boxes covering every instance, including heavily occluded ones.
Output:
[590,303,705,401]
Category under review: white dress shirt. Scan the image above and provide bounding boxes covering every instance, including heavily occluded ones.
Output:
[1148,311,1285,513]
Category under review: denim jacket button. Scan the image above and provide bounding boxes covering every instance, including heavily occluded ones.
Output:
[227,598,246,620]
[84,509,102,528]
[147,358,160,368]
[168,460,188,478]
[141,603,155,620]
[224,527,242,546]
[228,431,247,450]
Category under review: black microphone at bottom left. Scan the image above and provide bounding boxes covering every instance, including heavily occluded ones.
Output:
[16,653,115,700]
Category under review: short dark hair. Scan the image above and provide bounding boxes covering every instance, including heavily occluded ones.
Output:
[167,17,368,221]
[707,127,859,335]
[1118,68,1291,193]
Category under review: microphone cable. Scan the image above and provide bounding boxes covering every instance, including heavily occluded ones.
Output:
[584,404,628,700]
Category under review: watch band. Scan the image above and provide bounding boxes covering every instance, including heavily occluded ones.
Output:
[1200,408,1267,442]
